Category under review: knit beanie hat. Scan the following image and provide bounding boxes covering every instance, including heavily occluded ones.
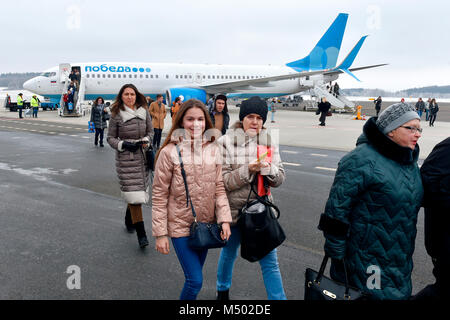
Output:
[239,96,268,124]
[376,102,420,134]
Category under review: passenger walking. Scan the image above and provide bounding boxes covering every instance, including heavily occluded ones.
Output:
[215,96,287,300]
[411,137,450,300]
[318,102,423,300]
[68,89,74,114]
[415,97,425,118]
[17,93,24,118]
[333,82,340,96]
[107,84,154,248]
[374,96,382,116]
[317,97,331,126]
[31,95,39,118]
[268,98,276,123]
[171,97,182,125]
[90,97,110,147]
[425,98,431,121]
[152,99,232,300]
[149,94,167,149]
[208,94,230,134]
[429,98,439,127]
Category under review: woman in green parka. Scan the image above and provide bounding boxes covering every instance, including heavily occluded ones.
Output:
[319,102,424,300]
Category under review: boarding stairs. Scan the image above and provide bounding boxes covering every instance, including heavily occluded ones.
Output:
[312,85,355,112]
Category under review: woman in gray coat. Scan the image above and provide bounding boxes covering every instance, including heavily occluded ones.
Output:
[90,96,110,147]
[107,84,154,248]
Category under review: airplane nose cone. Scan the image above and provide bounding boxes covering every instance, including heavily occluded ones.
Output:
[23,78,35,91]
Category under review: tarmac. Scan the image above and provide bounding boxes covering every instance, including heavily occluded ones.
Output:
[2,105,448,159]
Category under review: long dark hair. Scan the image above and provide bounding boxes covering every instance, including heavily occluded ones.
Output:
[155,99,214,163]
[110,84,147,117]
[93,96,104,106]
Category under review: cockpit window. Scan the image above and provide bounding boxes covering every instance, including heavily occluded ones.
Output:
[40,72,57,77]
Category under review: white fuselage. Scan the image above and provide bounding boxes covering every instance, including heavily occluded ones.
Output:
[24,62,338,101]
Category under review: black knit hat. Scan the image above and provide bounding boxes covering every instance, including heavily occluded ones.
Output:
[239,96,268,123]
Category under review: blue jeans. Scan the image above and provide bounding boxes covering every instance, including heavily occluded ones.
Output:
[32,107,38,118]
[172,237,208,300]
[216,226,286,300]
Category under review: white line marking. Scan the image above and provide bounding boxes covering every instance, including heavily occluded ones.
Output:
[311,153,328,157]
[282,150,299,154]
[284,162,301,167]
[315,166,336,172]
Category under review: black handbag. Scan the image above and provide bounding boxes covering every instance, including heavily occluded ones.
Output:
[176,144,227,250]
[145,147,155,171]
[304,254,366,300]
[238,177,286,262]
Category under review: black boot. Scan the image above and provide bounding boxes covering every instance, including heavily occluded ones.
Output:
[125,207,135,233]
[135,221,149,248]
[216,289,230,301]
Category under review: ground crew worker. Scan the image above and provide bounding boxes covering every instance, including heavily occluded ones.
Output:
[17,93,24,118]
[31,95,39,118]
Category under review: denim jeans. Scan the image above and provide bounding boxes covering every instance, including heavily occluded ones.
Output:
[172,237,208,300]
[216,226,287,300]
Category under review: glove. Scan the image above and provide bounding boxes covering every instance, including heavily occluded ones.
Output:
[122,141,140,152]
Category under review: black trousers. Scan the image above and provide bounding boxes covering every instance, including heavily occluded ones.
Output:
[94,128,104,145]
[18,107,23,118]
[429,114,437,126]
[319,112,327,125]
[153,128,163,148]
[376,108,380,116]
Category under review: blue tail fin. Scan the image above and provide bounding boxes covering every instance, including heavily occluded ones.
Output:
[286,13,348,71]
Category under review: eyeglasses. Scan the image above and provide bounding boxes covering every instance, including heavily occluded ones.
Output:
[400,126,423,134]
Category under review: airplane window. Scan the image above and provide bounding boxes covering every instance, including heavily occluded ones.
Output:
[97,74,100,78]
[212,75,215,79]
[176,75,178,79]
[113,74,116,78]
[166,75,169,79]
[86,74,90,78]
[103,74,106,78]
[208,75,210,79]
[184,75,187,79]
[150,75,153,78]
[221,75,224,79]
[107,74,111,78]
[145,75,148,78]
[189,75,192,79]
[129,75,132,78]
[203,75,205,79]
[234,76,236,79]
[156,75,159,78]
[118,74,121,78]
[140,75,143,78]
[133,75,137,78]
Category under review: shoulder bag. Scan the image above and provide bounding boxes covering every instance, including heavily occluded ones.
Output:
[305,254,367,300]
[176,144,227,250]
[238,176,286,262]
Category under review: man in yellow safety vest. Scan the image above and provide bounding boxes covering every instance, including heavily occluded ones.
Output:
[31,95,39,118]
[17,93,24,118]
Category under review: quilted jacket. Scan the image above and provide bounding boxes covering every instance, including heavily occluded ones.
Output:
[151,134,232,238]
[107,105,153,204]
[321,117,423,300]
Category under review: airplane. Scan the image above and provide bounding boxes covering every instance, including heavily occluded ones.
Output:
[23,13,386,115]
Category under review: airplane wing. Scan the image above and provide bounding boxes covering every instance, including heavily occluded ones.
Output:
[200,69,333,92]
[200,35,387,92]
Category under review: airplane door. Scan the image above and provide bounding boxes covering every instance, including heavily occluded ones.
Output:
[195,73,203,84]
[58,63,71,85]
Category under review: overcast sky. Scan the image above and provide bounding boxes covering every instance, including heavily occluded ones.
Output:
[1,0,449,91]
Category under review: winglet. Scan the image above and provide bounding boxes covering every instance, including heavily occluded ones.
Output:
[335,35,368,71]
